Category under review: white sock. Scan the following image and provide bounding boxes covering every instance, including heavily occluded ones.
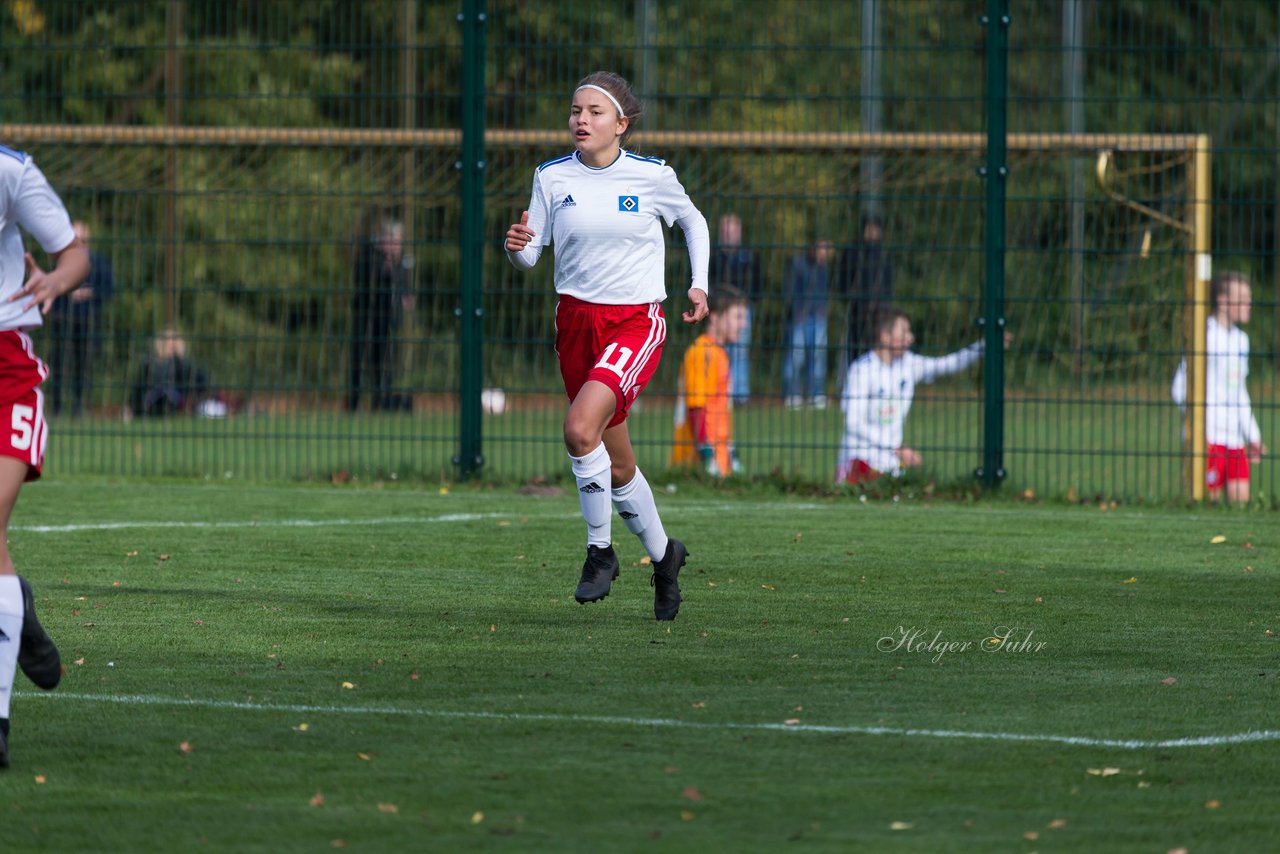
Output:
[570,444,612,550]
[612,467,669,562]
[0,576,21,722]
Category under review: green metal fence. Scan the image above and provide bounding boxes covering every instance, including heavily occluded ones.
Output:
[1,0,1275,503]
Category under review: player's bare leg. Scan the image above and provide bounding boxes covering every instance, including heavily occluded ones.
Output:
[1226,479,1250,504]
[565,381,622,604]
[0,457,61,770]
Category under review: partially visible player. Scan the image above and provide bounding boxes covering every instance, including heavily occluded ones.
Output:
[0,141,90,768]
[504,71,709,620]
[1171,271,1266,503]
[671,286,747,477]
[838,307,1003,484]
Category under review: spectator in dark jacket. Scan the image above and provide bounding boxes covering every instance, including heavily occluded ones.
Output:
[348,215,413,412]
[47,220,114,417]
[707,213,762,405]
[840,215,894,364]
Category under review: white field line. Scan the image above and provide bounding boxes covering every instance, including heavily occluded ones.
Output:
[10,503,827,534]
[18,690,1280,751]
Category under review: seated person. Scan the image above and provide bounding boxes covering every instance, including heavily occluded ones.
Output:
[670,287,748,476]
[130,327,211,417]
[838,307,1005,483]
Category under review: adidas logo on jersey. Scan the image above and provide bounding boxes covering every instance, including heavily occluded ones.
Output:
[579,481,605,494]
[618,510,639,520]
[560,194,577,208]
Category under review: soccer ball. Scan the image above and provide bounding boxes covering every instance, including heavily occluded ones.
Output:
[481,387,507,415]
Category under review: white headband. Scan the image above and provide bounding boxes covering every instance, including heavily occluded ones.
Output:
[575,84,626,119]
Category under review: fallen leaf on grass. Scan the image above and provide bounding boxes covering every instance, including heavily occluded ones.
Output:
[1024,831,1040,841]
[1122,577,1138,584]
[178,742,193,754]
[1161,676,1178,686]
[34,775,47,784]
[1048,818,1068,829]
[680,810,696,822]
[293,723,310,732]
[690,701,705,709]
[356,752,373,761]
[1205,800,1221,809]
[341,681,355,689]
[638,556,652,566]
[682,786,703,802]
[73,658,85,666]
[889,821,913,831]
[310,793,325,807]
[378,803,399,814]
[783,718,801,726]
[1086,767,1122,777]
[1167,849,1189,854]
[330,840,347,849]
[470,811,484,824]
[1210,535,1226,544]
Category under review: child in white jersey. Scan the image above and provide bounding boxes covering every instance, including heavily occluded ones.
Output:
[1171,272,1267,503]
[838,307,999,483]
[0,141,91,768]
[504,71,710,620]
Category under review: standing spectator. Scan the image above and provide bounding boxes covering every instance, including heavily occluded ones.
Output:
[707,212,762,405]
[47,220,114,417]
[348,214,413,412]
[1170,271,1267,503]
[0,140,91,768]
[841,214,894,364]
[670,286,748,476]
[504,70,709,620]
[783,238,835,408]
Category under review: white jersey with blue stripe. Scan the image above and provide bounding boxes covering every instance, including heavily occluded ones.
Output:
[507,149,708,305]
[0,144,76,331]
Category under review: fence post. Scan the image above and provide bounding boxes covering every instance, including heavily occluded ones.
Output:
[977,0,1009,490]
[456,0,486,478]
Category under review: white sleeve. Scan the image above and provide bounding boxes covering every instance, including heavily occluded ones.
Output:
[14,159,75,254]
[505,168,550,271]
[652,165,708,292]
[1170,359,1187,411]
[675,207,710,293]
[912,341,984,385]
[1239,341,1262,445]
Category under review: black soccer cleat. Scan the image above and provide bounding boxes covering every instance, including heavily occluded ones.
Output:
[574,545,620,604]
[651,538,688,621]
[18,576,61,690]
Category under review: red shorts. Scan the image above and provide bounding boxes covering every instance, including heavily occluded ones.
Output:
[1205,443,1249,489]
[837,458,880,485]
[0,331,49,481]
[555,295,667,428]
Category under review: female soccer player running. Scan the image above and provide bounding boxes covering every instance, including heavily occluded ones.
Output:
[0,142,91,768]
[505,71,709,620]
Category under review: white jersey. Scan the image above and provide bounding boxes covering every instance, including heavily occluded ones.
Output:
[1170,318,1261,449]
[506,149,709,304]
[0,144,76,332]
[839,342,984,475]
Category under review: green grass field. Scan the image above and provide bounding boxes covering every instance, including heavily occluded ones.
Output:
[47,381,1275,505]
[3,479,1279,851]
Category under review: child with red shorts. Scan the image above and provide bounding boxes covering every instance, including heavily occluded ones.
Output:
[505,71,709,620]
[0,142,91,768]
[1172,272,1267,503]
